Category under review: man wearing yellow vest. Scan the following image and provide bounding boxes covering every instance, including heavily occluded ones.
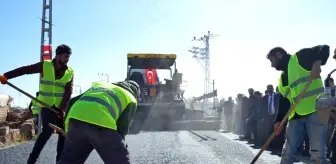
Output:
[57,80,140,164]
[0,44,74,164]
[28,92,40,134]
[267,45,330,164]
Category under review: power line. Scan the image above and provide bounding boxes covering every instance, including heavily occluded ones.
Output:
[98,73,109,83]
[75,85,82,95]
[188,31,219,96]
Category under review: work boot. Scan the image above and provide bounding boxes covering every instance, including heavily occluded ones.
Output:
[27,153,37,164]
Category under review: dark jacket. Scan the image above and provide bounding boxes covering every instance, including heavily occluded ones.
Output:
[247,97,262,121]
[259,95,269,120]
[275,94,290,123]
[241,96,250,119]
[268,92,281,121]
[224,100,234,115]
[28,101,33,113]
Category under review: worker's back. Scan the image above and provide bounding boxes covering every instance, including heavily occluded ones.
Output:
[65,81,137,132]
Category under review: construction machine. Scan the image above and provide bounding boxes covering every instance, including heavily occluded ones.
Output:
[184,90,219,120]
[126,53,186,133]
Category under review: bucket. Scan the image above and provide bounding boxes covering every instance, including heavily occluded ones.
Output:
[315,95,336,124]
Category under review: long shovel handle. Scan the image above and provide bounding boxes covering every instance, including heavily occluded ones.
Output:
[48,123,66,136]
[6,81,60,115]
[250,78,314,164]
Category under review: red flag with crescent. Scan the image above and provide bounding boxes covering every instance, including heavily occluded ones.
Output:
[145,69,157,84]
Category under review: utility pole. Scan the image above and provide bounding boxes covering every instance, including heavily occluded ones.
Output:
[98,73,109,83]
[38,0,53,136]
[188,31,219,97]
[75,85,82,95]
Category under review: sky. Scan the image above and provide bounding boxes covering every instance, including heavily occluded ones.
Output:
[0,0,336,107]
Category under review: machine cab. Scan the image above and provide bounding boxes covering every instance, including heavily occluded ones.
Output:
[126,53,179,103]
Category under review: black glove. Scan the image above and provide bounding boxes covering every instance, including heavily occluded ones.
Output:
[51,106,64,119]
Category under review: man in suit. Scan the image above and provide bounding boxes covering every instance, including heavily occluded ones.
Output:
[246,91,262,144]
[271,91,289,154]
[264,85,281,151]
[240,90,252,139]
[257,91,270,145]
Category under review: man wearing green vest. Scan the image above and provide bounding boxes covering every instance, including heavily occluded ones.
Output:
[0,44,74,164]
[267,45,330,164]
[28,92,40,134]
[57,80,140,164]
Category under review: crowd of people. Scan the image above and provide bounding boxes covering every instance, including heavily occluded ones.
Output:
[220,81,336,160]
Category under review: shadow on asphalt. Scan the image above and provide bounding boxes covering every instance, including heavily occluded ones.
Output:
[232,134,317,163]
[249,144,261,149]
[269,150,281,156]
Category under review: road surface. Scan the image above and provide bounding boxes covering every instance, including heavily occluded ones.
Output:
[0,131,308,164]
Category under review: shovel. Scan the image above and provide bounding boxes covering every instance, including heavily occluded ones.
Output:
[49,123,66,136]
[6,81,61,115]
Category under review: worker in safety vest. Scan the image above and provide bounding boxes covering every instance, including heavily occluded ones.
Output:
[57,80,140,164]
[28,92,40,134]
[267,45,330,164]
[0,44,74,164]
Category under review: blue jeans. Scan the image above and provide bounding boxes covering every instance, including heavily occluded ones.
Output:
[280,112,327,164]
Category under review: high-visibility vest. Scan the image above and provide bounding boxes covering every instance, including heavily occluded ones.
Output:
[278,54,324,120]
[64,81,137,132]
[35,60,73,108]
[31,100,40,115]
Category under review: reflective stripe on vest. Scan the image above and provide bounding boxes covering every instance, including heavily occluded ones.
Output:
[278,54,324,120]
[36,60,73,108]
[292,86,324,102]
[283,75,324,100]
[39,80,66,97]
[79,87,122,119]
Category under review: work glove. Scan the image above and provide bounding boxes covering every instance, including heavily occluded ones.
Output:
[0,75,8,84]
[273,122,283,136]
[51,106,64,119]
[56,112,65,120]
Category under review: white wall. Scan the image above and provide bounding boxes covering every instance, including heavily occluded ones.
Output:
[0,93,10,107]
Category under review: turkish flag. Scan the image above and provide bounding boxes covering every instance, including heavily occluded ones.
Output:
[145,69,157,84]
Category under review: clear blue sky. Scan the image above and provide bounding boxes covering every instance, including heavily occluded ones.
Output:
[1,0,336,107]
